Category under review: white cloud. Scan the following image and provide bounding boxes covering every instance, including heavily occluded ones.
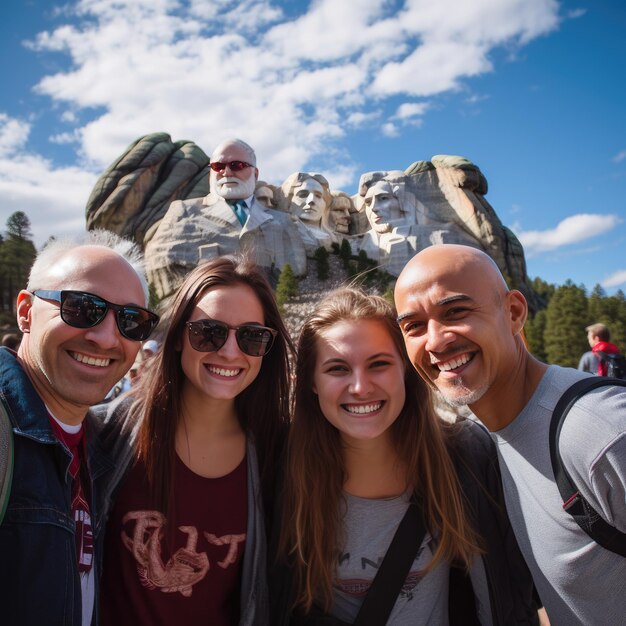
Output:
[567,8,587,19]
[612,150,626,164]
[0,114,31,157]
[346,110,381,127]
[603,270,626,289]
[381,122,399,137]
[394,103,428,120]
[1,0,561,239]
[514,213,623,255]
[49,131,80,144]
[26,0,561,168]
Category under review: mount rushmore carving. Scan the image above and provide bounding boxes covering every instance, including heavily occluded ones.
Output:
[86,133,532,306]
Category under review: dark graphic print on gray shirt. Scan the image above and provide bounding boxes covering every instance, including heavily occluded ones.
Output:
[331,492,492,626]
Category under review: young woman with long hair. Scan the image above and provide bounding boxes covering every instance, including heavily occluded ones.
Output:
[98,255,292,626]
[273,287,537,625]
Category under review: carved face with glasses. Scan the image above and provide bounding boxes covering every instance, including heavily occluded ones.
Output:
[180,283,274,407]
[16,245,157,421]
[209,140,259,201]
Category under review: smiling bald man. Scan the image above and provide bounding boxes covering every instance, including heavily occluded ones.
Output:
[394,243,626,625]
[0,230,159,626]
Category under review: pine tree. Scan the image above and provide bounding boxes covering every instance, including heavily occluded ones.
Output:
[313,246,329,280]
[6,211,32,239]
[357,250,370,274]
[607,290,626,350]
[275,264,298,310]
[544,281,589,367]
[530,276,556,309]
[0,212,36,315]
[588,284,609,324]
[339,238,352,269]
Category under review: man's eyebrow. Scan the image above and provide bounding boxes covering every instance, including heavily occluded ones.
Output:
[396,294,472,322]
[438,294,472,306]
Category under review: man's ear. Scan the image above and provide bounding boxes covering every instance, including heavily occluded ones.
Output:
[507,290,528,335]
[16,290,33,333]
[254,167,259,182]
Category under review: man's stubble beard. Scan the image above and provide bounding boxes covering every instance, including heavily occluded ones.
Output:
[436,375,490,408]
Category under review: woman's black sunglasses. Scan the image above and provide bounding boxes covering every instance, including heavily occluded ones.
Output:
[32,290,159,342]
[186,319,277,357]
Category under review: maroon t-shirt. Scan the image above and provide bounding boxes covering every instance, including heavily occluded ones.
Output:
[48,417,94,573]
[100,454,248,626]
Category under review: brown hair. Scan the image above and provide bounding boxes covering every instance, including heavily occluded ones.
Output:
[135,254,293,515]
[281,287,480,611]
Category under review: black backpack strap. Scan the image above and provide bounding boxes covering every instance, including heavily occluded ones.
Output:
[353,496,426,626]
[549,377,626,556]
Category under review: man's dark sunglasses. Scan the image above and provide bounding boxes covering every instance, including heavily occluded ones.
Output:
[209,161,253,173]
[186,319,277,357]
[32,290,159,342]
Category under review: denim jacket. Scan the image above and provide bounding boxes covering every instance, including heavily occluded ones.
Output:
[0,347,114,626]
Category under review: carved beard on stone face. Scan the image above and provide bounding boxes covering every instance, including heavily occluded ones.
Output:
[211,170,257,201]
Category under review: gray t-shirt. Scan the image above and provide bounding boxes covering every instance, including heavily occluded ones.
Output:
[491,365,626,625]
[332,492,492,625]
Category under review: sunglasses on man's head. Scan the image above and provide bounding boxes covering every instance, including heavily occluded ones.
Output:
[32,290,159,342]
[209,161,253,173]
[186,319,277,357]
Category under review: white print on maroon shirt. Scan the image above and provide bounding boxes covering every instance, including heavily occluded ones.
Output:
[121,510,246,597]
[73,484,93,572]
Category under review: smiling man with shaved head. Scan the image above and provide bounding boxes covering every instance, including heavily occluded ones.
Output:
[395,243,626,625]
[0,230,159,626]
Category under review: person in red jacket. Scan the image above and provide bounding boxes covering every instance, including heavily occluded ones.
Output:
[578,323,620,375]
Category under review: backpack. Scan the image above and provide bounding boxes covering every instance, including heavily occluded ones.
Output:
[549,377,626,556]
[597,351,626,379]
[0,400,14,525]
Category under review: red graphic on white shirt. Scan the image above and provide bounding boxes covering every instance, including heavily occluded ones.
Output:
[121,510,245,597]
[74,483,93,572]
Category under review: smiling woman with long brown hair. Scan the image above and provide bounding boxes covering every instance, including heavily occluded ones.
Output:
[98,254,292,626]
[271,287,537,625]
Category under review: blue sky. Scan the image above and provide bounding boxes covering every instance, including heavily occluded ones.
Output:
[1,0,625,293]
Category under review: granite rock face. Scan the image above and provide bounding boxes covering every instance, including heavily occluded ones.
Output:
[86,133,210,246]
[85,134,536,308]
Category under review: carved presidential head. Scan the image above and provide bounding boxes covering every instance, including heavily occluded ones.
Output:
[282,172,332,227]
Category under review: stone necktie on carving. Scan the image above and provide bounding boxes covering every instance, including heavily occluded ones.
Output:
[230,200,248,226]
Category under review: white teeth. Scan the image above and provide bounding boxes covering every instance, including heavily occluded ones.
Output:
[71,352,110,367]
[208,365,241,377]
[436,353,471,372]
[345,402,382,415]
